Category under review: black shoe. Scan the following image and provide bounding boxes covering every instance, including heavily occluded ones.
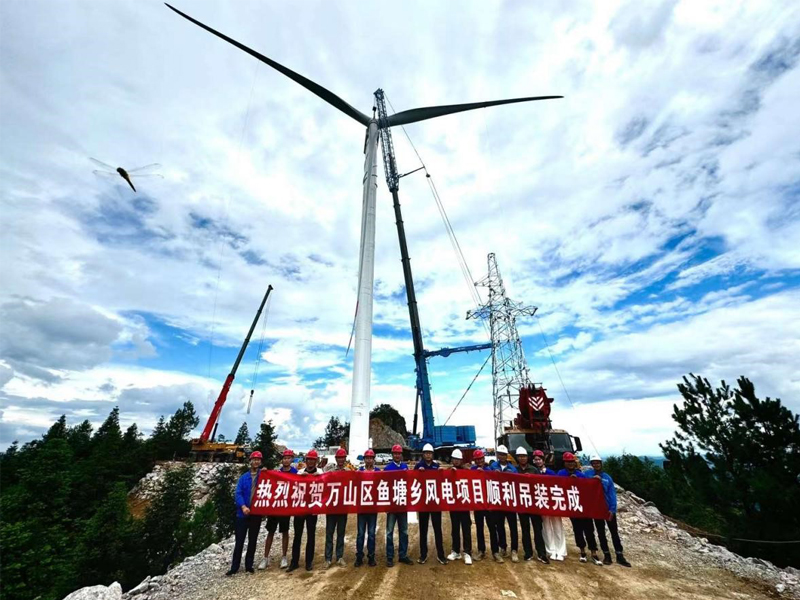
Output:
[538,555,551,564]
[417,556,427,564]
[524,554,534,562]
[387,559,395,567]
[368,556,377,567]
[245,568,255,573]
[603,553,613,565]
[225,570,237,576]
[399,557,414,565]
[305,563,313,571]
[355,557,364,567]
[286,563,298,573]
[616,554,632,567]
[436,556,448,565]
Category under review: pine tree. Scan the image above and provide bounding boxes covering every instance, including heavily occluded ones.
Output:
[661,374,800,567]
[234,422,251,445]
[253,420,279,468]
[314,416,349,448]
[211,464,241,538]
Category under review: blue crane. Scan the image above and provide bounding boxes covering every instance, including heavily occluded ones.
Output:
[374,89,491,451]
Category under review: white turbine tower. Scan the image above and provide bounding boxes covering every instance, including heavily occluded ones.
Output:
[166,4,562,458]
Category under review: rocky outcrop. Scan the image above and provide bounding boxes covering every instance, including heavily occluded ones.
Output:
[129,461,242,507]
[369,418,405,450]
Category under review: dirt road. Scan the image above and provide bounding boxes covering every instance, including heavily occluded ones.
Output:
[175,514,777,600]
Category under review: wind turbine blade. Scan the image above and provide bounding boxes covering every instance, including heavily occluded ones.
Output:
[165,4,371,126]
[386,95,563,127]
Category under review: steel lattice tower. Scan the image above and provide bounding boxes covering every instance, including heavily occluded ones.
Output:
[468,253,537,443]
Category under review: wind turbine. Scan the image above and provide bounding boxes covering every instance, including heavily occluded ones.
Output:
[165,4,562,458]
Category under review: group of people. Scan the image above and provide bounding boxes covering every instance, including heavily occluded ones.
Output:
[226,443,631,576]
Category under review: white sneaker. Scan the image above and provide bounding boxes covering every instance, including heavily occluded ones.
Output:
[579,554,587,563]
[511,550,519,563]
[464,553,473,566]
[280,556,288,569]
[257,557,269,570]
[325,560,332,569]
[447,552,461,561]
[337,558,346,567]
[493,552,504,564]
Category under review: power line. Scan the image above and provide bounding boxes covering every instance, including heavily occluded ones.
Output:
[444,353,491,426]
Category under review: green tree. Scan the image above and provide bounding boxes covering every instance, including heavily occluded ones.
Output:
[74,482,137,590]
[253,420,279,468]
[138,465,195,574]
[234,421,251,445]
[661,374,800,567]
[314,416,349,449]
[370,404,408,437]
[211,464,241,538]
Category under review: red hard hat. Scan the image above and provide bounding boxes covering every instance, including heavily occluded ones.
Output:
[391,444,403,453]
[473,449,485,459]
[306,449,319,459]
[282,449,294,457]
[335,447,347,458]
[364,449,375,457]
[533,450,545,457]
[562,452,576,462]
[250,451,263,459]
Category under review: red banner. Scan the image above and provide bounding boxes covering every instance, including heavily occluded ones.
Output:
[250,469,608,519]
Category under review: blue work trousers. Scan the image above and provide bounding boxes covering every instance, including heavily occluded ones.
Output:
[356,513,378,559]
[386,512,409,561]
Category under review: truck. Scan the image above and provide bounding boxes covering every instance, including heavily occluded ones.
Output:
[496,383,582,471]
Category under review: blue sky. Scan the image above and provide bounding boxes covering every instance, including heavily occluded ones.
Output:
[1,0,799,455]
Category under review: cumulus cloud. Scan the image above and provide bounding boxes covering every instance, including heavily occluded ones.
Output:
[1,0,799,452]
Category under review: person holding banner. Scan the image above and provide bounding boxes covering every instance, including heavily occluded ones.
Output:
[415,443,448,565]
[226,451,263,576]
[557,452,602,566]
[287,449,322,573]
[471,449,498,561]
[355,449,380,567]
[446,448,473,565]
[259,449,298,570]
[324,447,349,568]
[489,445,519,563]
[590,455,632,567]
[533,450,565,561]
[384,444,414,567]
[515,447,549,564]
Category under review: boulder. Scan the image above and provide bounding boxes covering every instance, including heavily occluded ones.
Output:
[63,582,122,600]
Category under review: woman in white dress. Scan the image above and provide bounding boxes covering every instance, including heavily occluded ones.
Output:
[534,450,567,561]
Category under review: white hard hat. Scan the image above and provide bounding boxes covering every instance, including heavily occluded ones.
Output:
[496,445,508,454]
[422,443,434,452]
[451,449,463,459]
[515,446,528,456]
[590,454,603,462]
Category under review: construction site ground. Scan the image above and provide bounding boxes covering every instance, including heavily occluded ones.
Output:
[178,513,778,600]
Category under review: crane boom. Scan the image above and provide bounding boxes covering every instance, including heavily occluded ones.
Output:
[375,89,489,449]
[200,284,273,442]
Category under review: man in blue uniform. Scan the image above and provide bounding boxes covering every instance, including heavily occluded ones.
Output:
[515,447,549,564]
[446,448,473,565]
[227,451,264,576]
[355,448,380,567]
[287,449,322,573]
[489,444,519,563]
[557,452,602,566]
[590,455,631,567]
[259,448,298,570]
[415,443,447,565]
[384,444,414,567]
[471,449,498,561]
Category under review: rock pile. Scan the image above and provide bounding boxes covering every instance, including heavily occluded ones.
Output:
[615,484,799,598]
[129,461,242,507]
